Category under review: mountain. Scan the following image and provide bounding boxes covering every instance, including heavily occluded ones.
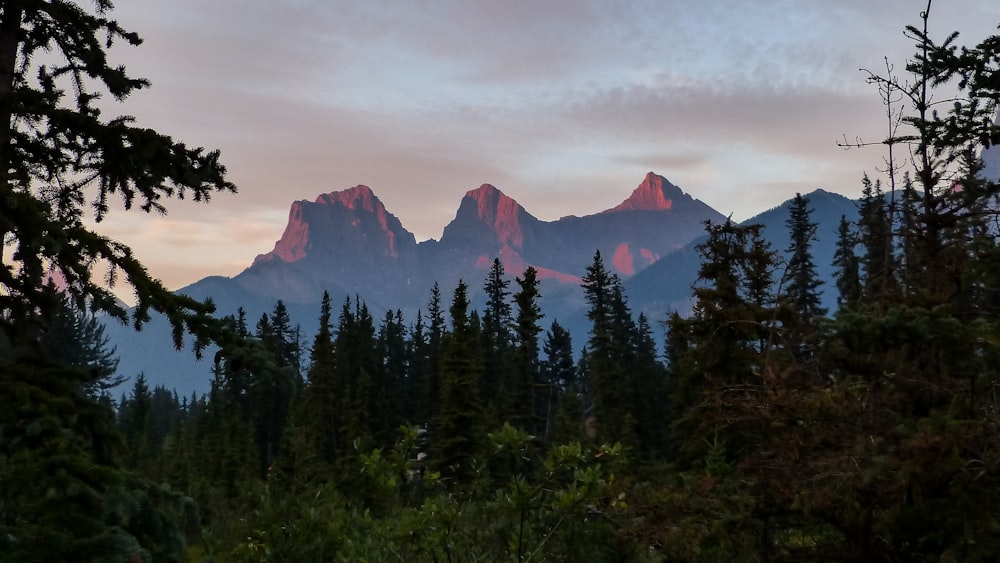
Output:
[586,188,860,334]
[110,174,849,396]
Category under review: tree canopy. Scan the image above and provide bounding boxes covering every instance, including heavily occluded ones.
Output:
[0,0,235,351]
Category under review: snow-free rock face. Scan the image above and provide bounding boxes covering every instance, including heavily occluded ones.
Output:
[113,176,860,397]
[253,185,416,267]
[439,184,540,251]
[533,172,726,276]
[608,171,680,212]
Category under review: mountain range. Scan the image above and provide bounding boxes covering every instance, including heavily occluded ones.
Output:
[108,172,860,396]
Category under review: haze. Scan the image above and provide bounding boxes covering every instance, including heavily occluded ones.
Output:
[95,0,997,298]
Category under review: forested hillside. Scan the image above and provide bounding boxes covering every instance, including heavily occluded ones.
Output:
[2,1,1000,562]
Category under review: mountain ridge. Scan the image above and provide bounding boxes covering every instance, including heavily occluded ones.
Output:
[108,174,850,396]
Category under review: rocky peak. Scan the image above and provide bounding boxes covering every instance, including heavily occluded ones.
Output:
[443,184,536,249]
[253,185,415,266]
[607,172,681,212]
[315,184,378,211]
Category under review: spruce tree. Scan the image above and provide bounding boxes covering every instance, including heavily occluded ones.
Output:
[432,280,484,481]
[0,0,234,347]
[374,309,407,443]
[541,320,578,443]
[511,266,544,433]
[783,193,826,319]
[480,258,514,425]
[665,220,780,463]
[857,174,899,304]
[580,251,639,449]
[421,283,447,424]
[34,288,123,394]
[832,215,862,309]
[284,291,338,482]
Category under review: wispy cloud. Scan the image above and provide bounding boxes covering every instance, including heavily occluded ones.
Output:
[94,0,999,293]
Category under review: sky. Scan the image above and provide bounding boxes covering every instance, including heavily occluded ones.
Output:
[94,0,999,296]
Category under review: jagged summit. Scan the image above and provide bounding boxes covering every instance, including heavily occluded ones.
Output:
[315,184,379,210]
[442,183,537,249]
[253,184,415,266]
[608,172,683,212]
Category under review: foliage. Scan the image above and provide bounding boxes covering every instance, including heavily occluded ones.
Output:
[0,0,235,349]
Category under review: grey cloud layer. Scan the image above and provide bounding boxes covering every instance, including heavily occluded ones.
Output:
[96,0,997,292]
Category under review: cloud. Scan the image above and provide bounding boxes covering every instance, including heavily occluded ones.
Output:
[87,0,1000,297]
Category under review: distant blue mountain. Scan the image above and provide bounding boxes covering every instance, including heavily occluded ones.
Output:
[108,178,859,397]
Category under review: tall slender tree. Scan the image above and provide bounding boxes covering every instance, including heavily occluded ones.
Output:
[832,215,862,309]
[783,193,826,319]
[432,280,484,481]
[511,266,544,433]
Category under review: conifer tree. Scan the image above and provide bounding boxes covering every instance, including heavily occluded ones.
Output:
[331,297,379,458]
[783,193,826,319]
[374,309,407,442]
[420,283,447,424]
[541,320,579,443]
[832,215,862,309]
[857,174,899,304]
[30,288,121,389]
[665,220,780,463]
[119,373,154,468]
[580,251,640,449]
[511,266,544,433]
[432,280,484,481]
[407,311,429,424]
[0,0,235,347]
[284,291,338,481]
[480,258,514,424]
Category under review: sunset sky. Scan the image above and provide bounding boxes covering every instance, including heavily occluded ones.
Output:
[95,0,998,297]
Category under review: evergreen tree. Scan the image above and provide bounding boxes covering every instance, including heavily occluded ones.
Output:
[407,311,429,425]
[0,0,234,347]
[374,309,407,442]
[331,297,379,461]
[480,258,514,425]
[541,321,581,443]
[783,193,826,319]
[832,214,862,309]
[432,280,484,481]
[283,291,338,482]
[631,313,668,460]
[119,373,154,468]
[511,266,544,433]
[665,220,781,463]
[421,283,447,424]
[580,251,639,449]
[782,193,826,361]
[857,174,899,304]
[33,288,123,393]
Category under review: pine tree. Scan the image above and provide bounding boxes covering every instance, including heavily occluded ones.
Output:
[421,283,447,424]
[782,193,826,361]
[374,309,407,442]
[331,297,379,460]
[119,373,154,469]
